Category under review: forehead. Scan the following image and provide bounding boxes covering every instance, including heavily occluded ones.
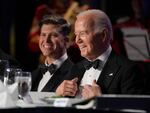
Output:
[41,24,60,31]
[75,16,94,31]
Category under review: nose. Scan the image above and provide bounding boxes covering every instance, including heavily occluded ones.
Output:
[45,34,52,43]
[75,34,82,44]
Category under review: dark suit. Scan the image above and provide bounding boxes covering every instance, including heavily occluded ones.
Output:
[66,51,145,94]
[0,49,20,68]
[31,58,73,92]
[0,49,21,81]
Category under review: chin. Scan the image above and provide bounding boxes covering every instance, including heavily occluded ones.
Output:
[81,53,87,58]
[43,52,51,56]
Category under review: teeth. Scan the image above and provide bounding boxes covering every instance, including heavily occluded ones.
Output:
[44,45,51,48]
[79,45,86,49]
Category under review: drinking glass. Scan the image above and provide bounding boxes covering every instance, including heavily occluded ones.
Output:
[4,68,22,86]
[0,60,9,81]
[15,71,32,99]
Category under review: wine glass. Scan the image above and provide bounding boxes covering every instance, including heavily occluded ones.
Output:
[4,68,22,86]
[15,71,32,99]
[0,60,9,82]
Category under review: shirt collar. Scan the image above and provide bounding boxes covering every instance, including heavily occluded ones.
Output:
[45,53,68,69]
[97,45,112,62]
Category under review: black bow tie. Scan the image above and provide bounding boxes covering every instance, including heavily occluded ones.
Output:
[39,64,57,74]
[84,59,102,70]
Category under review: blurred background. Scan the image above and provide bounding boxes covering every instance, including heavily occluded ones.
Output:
[0,0,150,71]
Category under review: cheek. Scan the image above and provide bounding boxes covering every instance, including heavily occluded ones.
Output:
[39,39,43,48]
[86,39,94,51]
[54,39,65,48]
[87,44,94,53]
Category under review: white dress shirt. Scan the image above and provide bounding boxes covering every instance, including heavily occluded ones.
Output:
[37,53,68,92]
[80,46,112,86]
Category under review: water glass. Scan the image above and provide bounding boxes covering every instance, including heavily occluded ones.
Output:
[4,68,22,86]
[15,71,32,99]
[0,60,9,81]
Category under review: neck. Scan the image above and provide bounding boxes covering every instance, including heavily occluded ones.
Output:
[46,51,66,64]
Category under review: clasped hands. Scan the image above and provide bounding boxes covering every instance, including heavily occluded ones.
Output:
[56,78,102,99]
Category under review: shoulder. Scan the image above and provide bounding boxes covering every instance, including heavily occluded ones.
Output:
[109,50,136,67]
[31,65,43,80]
[0,49,20,68]
[59,58,74,71]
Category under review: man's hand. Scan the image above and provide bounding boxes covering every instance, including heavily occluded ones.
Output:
[56,77,78,97]
[82,80,102,99]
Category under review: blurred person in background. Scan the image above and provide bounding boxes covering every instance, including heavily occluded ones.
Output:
[112,0,150,56]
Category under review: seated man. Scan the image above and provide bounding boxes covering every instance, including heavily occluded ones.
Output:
[31,15,75,92]
[56,9,145,98]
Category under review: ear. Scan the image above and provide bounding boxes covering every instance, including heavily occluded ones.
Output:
[102,28,108,42]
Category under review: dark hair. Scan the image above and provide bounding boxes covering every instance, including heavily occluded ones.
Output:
[39,15,71,36]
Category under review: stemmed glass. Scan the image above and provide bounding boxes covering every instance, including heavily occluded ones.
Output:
[0,60,9,82]
[15,71,32,100]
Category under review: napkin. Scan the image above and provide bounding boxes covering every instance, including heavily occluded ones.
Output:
[0,92,16,108]
[0,80,6,92]
[8,82,18,101]
[0,80,18,108]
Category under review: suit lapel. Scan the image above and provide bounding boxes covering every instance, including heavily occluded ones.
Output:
[42,69,62,92]
[97,51,121,89]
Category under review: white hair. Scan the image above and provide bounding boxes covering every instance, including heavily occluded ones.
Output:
[77,9,113,41]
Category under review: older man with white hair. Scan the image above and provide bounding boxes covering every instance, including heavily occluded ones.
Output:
[56,9,145,99]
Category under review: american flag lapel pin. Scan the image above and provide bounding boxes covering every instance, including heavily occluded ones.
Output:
[108,73,113,76]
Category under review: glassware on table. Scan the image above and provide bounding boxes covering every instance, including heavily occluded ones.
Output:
[4,68,22,86]
[0,60,9,81]
[15,71,32,99]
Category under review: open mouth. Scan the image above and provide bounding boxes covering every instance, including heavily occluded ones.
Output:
[79,45,86,50]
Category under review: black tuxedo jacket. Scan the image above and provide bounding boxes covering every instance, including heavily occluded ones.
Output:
[65,51,145,94]
[31,58,73,92]
[0,49,20,68]
[0,49,21,81]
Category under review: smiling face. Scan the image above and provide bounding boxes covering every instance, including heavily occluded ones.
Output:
[39,24,66,59]
[74,14,108,60]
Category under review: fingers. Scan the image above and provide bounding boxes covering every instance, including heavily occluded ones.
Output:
[71,77,78,83]
[92,80,102,96]
[82,85,92,99]
[55,78,78,97]
[81,80,102,99]
[92,79,97,85]
[62,79,78,96]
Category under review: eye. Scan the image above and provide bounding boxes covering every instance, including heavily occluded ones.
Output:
[40,33,46,37]
[50,32,59,37]
[74,31,88,37]
[74,32,78,37]
[80,31,87,37]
